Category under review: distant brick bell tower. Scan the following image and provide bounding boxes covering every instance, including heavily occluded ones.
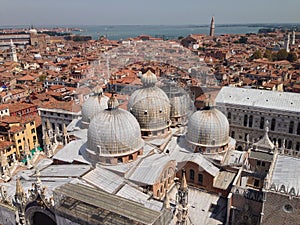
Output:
[210,16,215,37]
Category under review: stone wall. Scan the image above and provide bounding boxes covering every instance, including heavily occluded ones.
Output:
[0,204,16,225]
[262,191,300,225]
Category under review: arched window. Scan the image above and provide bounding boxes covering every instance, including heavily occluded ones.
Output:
[198,174,203,185]
[287,141,293,149]
[289,121,294,134]
[297,122,300,135]
[189,169,195,181]
[271,118,276,131]
[249,115,253,128]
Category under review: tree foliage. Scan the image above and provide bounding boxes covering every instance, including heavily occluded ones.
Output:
[250,50,262,60]
[287,52,298,62]
[263,49,273,61]
[276,49,288,61]
[238,36,248,44]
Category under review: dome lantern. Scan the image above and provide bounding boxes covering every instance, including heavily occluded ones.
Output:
[141,70,158,87]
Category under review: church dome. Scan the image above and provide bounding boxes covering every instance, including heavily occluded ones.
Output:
[161,80,194,126]
[186,105,229,147]
[128,70,171,134]
[81,90,109,128]
[86,95,143,162]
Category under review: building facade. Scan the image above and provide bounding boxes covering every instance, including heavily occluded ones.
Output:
[216,86,300,153]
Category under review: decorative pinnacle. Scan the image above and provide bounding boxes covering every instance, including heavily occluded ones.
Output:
[107,93,119,110]
[265,120,269,133]
[180,169,188,192]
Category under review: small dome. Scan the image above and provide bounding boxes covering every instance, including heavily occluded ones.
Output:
[81,94,109,126]
[128,72,171,133]
[141,70,158,87]
[86,97,143,160]
[161,80,194,125]
[186,106,229,147]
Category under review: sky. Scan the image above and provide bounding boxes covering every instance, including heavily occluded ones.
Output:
[1,0,299,26]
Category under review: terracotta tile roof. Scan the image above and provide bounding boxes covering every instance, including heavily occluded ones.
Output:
[8,103,37,114]
[17,74,35,81]
[0,104,9,111]
[0,141,14,150]
[0,115,21,124]
[39,99,81,113]
[9,125,24,133]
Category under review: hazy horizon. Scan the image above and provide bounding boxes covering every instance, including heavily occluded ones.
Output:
[1,0,299,26]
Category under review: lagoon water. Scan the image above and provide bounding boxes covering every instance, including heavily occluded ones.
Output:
[72,24,263,40]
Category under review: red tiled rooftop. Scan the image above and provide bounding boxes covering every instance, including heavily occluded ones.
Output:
[9,125,24,133]
[0,141,14,150]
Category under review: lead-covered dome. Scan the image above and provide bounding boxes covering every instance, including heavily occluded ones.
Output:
[161,80,194,126]
[186,105,229,147]
[81,88,109,129]
[128,70,171,136]
[85,95,143,164]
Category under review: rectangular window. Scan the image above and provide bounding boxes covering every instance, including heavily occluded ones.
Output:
[296,142,300,151]
[231,131,235,138]
[271,118,276,131]
[244,133,248,141]
[254,179,260,187]
[244,115,248,127]
[260,117,265,129]
[249,115,253,128]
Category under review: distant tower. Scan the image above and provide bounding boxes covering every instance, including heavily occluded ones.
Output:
[210,16,215,37]
[284,33,290,53]
[292,30,296,45]
[10,39,18,62]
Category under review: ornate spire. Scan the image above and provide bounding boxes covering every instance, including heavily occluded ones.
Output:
[180,170,188,192]
[253,120,274,151]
